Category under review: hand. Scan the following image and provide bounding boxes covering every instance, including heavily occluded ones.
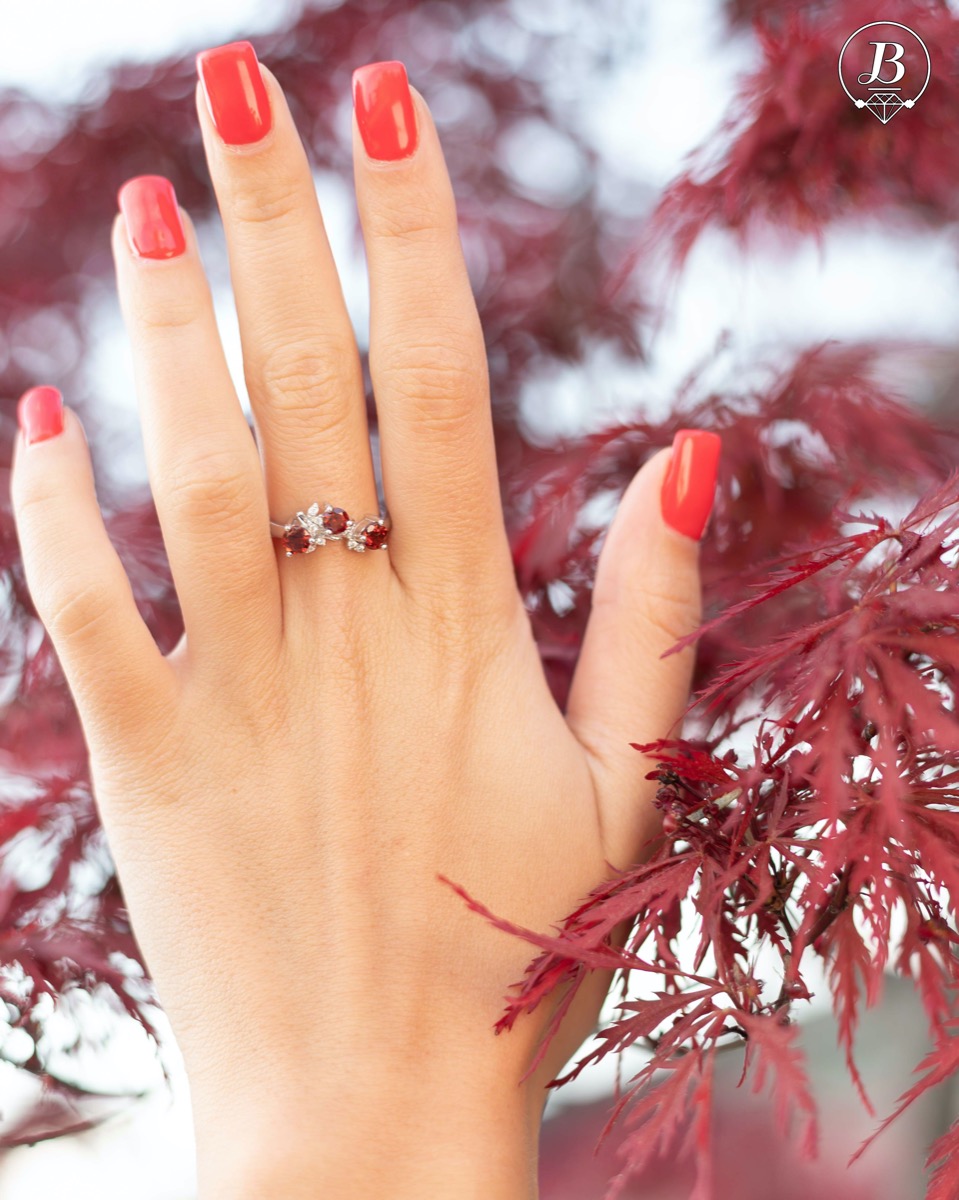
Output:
[10,44,720,1200]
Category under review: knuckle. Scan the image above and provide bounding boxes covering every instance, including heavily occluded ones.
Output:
[40,577,114,646]
[135,295,206,336]
[164,450,253,523]
[366,202,453,246]
[255,339,360,423]
[14,480,59,531]
[405,597,481,694]
[404,563,518,657]
[636,584,702,647]
[89,713,188,810]
[377,336,485,420]
[227,177,304,230]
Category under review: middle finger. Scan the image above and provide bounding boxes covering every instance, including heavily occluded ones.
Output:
[194,41,381,569]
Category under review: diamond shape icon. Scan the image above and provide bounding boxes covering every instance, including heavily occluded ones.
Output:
[864,92,905,124]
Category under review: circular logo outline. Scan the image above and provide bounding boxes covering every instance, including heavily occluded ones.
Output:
[838,21,930,110]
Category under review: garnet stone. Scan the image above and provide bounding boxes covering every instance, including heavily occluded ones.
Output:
[363,522,389,549]
[323,507,350,535]
[281,524,312,555]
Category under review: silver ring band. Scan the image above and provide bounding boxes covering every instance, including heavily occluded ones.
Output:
[270,501,391,556]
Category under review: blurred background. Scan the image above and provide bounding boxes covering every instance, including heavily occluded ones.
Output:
[0,0,957,1196]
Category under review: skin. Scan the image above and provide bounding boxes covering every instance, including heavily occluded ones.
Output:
[10,65,707,1199]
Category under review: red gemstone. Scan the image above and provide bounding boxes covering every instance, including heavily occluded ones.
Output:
[281,524,312,554]
[363,522,389,549]
[323,507,350,535]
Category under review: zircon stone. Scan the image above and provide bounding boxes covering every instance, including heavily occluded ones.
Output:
[281,524,312,555]
[363,522,389,549]
[323,507,350,535]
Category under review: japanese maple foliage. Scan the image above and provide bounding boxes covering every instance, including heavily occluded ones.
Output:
[637,0,959,277]
[455,4,959,1193]
[2,0,959,1196]
[451,474,959,1196]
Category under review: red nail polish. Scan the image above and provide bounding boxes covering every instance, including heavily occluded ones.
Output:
[661,430,722,540]
[117,175,186,260]
[17,386,64,446]
[196,41,272,146]
[352,60,418,161]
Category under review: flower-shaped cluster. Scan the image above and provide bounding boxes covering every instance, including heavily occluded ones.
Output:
[280,502,390,556]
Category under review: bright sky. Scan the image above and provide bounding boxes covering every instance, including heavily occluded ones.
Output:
[0,0,305,99]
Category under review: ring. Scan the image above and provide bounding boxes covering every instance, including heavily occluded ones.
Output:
[269,501,391,557]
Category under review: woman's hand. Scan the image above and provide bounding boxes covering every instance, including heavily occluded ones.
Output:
[10,44,720,1200]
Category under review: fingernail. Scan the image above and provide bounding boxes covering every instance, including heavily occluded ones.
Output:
[117,175,186,260]
[352,60,418,162]
[196,40,272,146]
[17,386,64,446]
[661,430,722,540]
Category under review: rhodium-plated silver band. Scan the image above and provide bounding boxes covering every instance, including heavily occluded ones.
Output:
[269,501,391,556]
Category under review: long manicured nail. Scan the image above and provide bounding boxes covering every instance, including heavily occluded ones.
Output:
[17,386,64,446]
[661,429,722,540]
[196,40,272,146]
[117,175,186,260]
[352,60,418,162]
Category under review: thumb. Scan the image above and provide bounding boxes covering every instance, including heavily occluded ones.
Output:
[565,429,721,870]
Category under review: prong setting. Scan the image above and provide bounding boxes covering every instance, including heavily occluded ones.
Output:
[273,501,390,555]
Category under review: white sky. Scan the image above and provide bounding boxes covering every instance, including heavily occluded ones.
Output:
[0,0,306,99]
[1,0,955,1194]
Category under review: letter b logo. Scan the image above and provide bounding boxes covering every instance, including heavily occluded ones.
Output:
[839,22,930,123]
